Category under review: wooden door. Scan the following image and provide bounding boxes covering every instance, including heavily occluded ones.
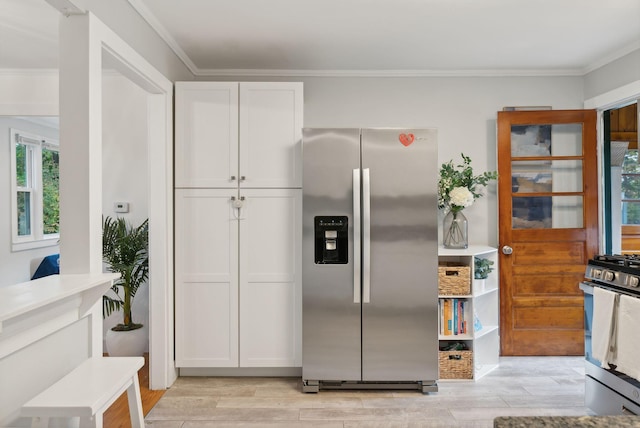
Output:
[497,110,598,356]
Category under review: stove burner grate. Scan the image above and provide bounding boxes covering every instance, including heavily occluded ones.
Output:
[593,254,640,269]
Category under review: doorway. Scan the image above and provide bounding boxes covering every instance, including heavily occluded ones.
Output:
[497,110,599,356]
[58,13,175,389]
[604,102,639,255]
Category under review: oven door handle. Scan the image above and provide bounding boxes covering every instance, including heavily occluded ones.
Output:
[622,405,637,416]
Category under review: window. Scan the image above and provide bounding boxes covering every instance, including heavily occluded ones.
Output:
[10,128,59,251]
[622,149,640,225]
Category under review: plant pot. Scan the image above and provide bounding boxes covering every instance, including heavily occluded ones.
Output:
[105,324,148,357]
[475,278,486,293]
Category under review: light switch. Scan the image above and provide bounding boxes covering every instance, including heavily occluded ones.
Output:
[114,202,129,213]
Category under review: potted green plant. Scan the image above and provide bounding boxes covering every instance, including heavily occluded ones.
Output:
[102,216,149,356]
[474,257,494,280]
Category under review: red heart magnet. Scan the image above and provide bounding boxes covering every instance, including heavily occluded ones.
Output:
[399,133,415,147]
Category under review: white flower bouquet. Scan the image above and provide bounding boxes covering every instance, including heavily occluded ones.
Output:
[439,154,497,248]
[438,154,497,214]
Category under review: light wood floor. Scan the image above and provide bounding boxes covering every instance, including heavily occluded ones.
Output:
[103,353,166,428]
[142,356,591,427]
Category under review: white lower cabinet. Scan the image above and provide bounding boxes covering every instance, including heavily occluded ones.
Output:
[175,188,301,368]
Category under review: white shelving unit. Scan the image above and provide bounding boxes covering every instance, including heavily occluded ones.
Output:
[438,245,499,380]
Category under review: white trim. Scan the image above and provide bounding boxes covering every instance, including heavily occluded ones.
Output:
[584,80,640,110]
[584,82,640,255]
[583,40,640,75]
[96,14,177,391]
[12,238,59,252]
[58,12,176,390]
[194,68,586,78]
[126,0,198,75]
[0,104,58,116]
[0,69,59,77]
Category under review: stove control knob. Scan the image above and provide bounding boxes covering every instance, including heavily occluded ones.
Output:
[603,271,615,282]
[592,269,602,279]
[629,276,639,287]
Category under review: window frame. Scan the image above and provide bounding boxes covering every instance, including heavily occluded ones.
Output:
[621,148,640,226]
[10,128,60,251]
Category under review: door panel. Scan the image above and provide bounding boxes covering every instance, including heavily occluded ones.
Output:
[175,82,238,188]
[302,128,361,381]
[175,188,239,367]
[511,241,585,265]
[360,128,439,382]
[240,82,303,188]
[239,189,301,367]
[498,110,598,356]
[514,306,584,329]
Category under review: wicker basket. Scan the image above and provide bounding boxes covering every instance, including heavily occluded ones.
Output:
[439,350,473,379]
[438,263,471,295]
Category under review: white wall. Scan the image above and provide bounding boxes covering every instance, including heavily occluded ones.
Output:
[201,75,584,246]
[0,71,58,116]
[584,48,640,102]
[101,73,150,347]
[303,76,585,246]
[0,72,60,287]
[0,71,150,342]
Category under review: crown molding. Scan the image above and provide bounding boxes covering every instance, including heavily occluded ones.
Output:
[126,0,198,75]
[193,68,585,78]
[125,0,637,79]
[582,40,640,75]
[0,68,58,76]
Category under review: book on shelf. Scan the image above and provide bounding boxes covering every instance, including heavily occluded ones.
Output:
[439,298,467,336]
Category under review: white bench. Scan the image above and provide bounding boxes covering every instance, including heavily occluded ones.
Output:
[21,357,145,428]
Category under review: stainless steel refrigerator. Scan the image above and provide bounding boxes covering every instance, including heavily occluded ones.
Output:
[302,128,439,393]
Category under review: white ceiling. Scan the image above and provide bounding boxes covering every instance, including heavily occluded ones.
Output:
[1,0,639,76]
[0,0,59,69]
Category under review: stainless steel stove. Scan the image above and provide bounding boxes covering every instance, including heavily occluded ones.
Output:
[581,254,640,416]
[585,255,640,292]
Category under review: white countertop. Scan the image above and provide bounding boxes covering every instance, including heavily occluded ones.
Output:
[0,273,119,359]
[0,273,119,334]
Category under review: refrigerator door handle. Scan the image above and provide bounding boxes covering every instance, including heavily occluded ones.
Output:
[363,168,371,303]
[353,169,361,304]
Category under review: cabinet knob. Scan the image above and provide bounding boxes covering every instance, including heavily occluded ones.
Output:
[240,176,246,181]
[502,245,513,255]
[231,176,236,181]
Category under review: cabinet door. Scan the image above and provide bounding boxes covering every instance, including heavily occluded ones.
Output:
[239,189,302,367]
[175,188,239,367]
[175,82,239,188]
[239,83,303,188]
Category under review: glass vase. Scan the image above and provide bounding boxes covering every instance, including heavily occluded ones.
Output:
[443,210,468,249]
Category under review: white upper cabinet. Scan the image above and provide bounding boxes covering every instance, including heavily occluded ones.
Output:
[239,83,303,188]
[175,82,303,189]
[175,82,239,188]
